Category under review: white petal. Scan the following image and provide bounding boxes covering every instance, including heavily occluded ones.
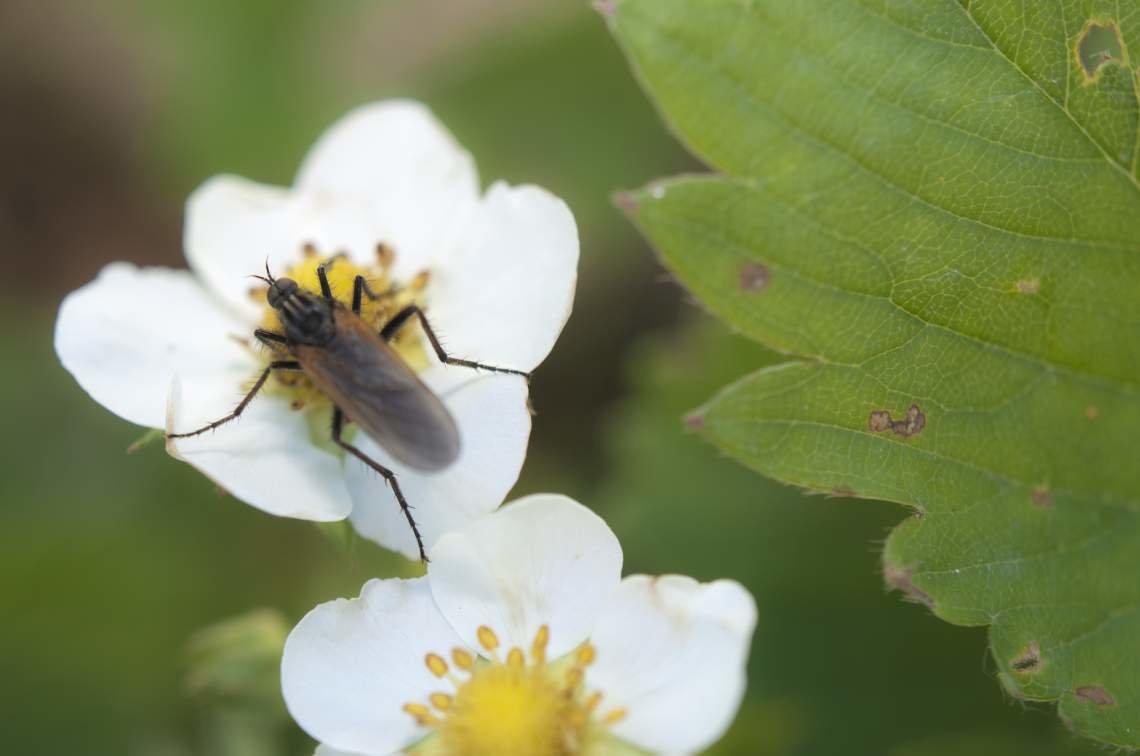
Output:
[282,578,464,756]
[314,746,367,756]
[587,576,758,754]
[345,370,529,559]
[428,494,623,660]
[183,174,306,319]
[166,383,351,521]
[426,182,579,373]
[186,103,481,320]
[54,263,253,429]
[296,100,481,281]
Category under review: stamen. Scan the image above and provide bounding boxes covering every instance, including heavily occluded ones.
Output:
[402,703,439,726]
[302,241,318,257]
[404,626,631,749]
[601,707,628,726]
[451,648,475,671]
[425,653,449,678]
[507,647,525,668]
[376,242,395,268]
[531,625,549,665]
[410,270,430,290]
[476,626,500,652]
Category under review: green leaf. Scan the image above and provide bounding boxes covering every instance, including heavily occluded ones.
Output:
[604,0,1140,747]
[596,318,1100,755]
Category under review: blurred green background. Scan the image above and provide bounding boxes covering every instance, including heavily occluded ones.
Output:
[0,2,1102,754]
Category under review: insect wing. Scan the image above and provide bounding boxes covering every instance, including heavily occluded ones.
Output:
[295,311,460,471]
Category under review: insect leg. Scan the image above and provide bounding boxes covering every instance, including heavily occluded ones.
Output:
[380,305,531,379]
[316,263,334,302]
[254,328,289,353]
[166,360,301,439]
[331,407,428,563]
[351,275,384,314]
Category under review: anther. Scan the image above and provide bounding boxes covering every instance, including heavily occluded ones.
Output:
[584,691,603,713]
[429,692,453,711]
[507,648,525,668]
[302,241,318,257]
[575,643,596,667]
[451,648,475,671]
[425,653,449,678]
[601,707,628,726]
[402,702,438,726]
[477,626,500,652]
[531,625,549,665]
[411,270,430,290]
[376,242,395,268]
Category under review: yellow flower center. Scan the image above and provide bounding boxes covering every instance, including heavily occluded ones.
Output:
[403,626,628,756]
[249,242,430,412]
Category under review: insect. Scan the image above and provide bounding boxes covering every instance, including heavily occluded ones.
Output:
[166,259,529,562]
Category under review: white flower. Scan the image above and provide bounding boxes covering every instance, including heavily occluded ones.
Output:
[54,101,579,559]
[281,494,758,756]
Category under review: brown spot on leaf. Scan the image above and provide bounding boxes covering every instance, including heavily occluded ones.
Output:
[612,191,638,214]
[830,486,856,498]
[883,564,935,609]
[739,262,770,292]
[1031,485,1053,509]
[1016,278,1040,294]
[1076,21,1125,81]
[1085,405,1099,420]
[1074,685,1116,706]
[684,412,705,430]
[1010,642,1041,672]
[868,404,926,437]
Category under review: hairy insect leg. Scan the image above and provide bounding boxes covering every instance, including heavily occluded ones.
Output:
[331,408,428,563]
[350,275,383,315]
[254,328,289,354]
[380,305,531,379]
[316,263,334,302]
[166,360,301,439]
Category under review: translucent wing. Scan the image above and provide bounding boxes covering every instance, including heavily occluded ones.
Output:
[294,309,460,471]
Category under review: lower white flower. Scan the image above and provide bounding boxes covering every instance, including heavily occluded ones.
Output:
[53,100,578,558]
[282,494,758,755]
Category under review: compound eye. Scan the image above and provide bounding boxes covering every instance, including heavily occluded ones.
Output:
[267,278,300,307]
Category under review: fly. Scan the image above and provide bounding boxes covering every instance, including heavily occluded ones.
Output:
[166,260,529,562]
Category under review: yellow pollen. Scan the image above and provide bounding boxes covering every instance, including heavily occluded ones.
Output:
[402,703,439,726]
[601,708,628,726]
[425,653,449,678]
[532,625,550,665]
[452,648,475,671]
[402,627,625,755]
[477,626,500,652]
[255,245,431,410]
